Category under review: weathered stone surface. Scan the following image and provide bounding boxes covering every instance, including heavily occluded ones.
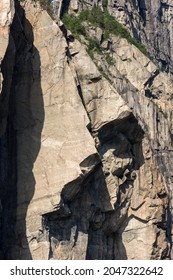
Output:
[66,34,169,259]
[10,1,98,260]
[107,0,173,76]
[0,0,172,260]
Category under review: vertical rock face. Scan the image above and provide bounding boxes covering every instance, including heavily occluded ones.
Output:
[0,0,172,260]
[1,0,99,259]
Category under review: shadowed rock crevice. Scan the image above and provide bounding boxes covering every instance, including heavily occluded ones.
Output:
[0,24,16,258]
[0,112,17,259]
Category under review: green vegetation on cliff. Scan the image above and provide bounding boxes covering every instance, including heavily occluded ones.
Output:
[19,1,147,57]
[102,0,108,9]
[62,6,147,56]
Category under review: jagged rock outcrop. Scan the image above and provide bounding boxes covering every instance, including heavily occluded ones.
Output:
[67,35,170,259]
[0,0,172,260]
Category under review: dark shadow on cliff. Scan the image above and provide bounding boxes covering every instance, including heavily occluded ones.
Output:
[43,115,144,260]
[0,27,16,258]
[43,162,115,259]
[0,1,44,259]
[61,0,71,16]
[137,0,147,26]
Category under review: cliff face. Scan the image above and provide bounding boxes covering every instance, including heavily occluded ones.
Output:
[108,0,173,75]
[68,0,173,75]
[0,0,172,260]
